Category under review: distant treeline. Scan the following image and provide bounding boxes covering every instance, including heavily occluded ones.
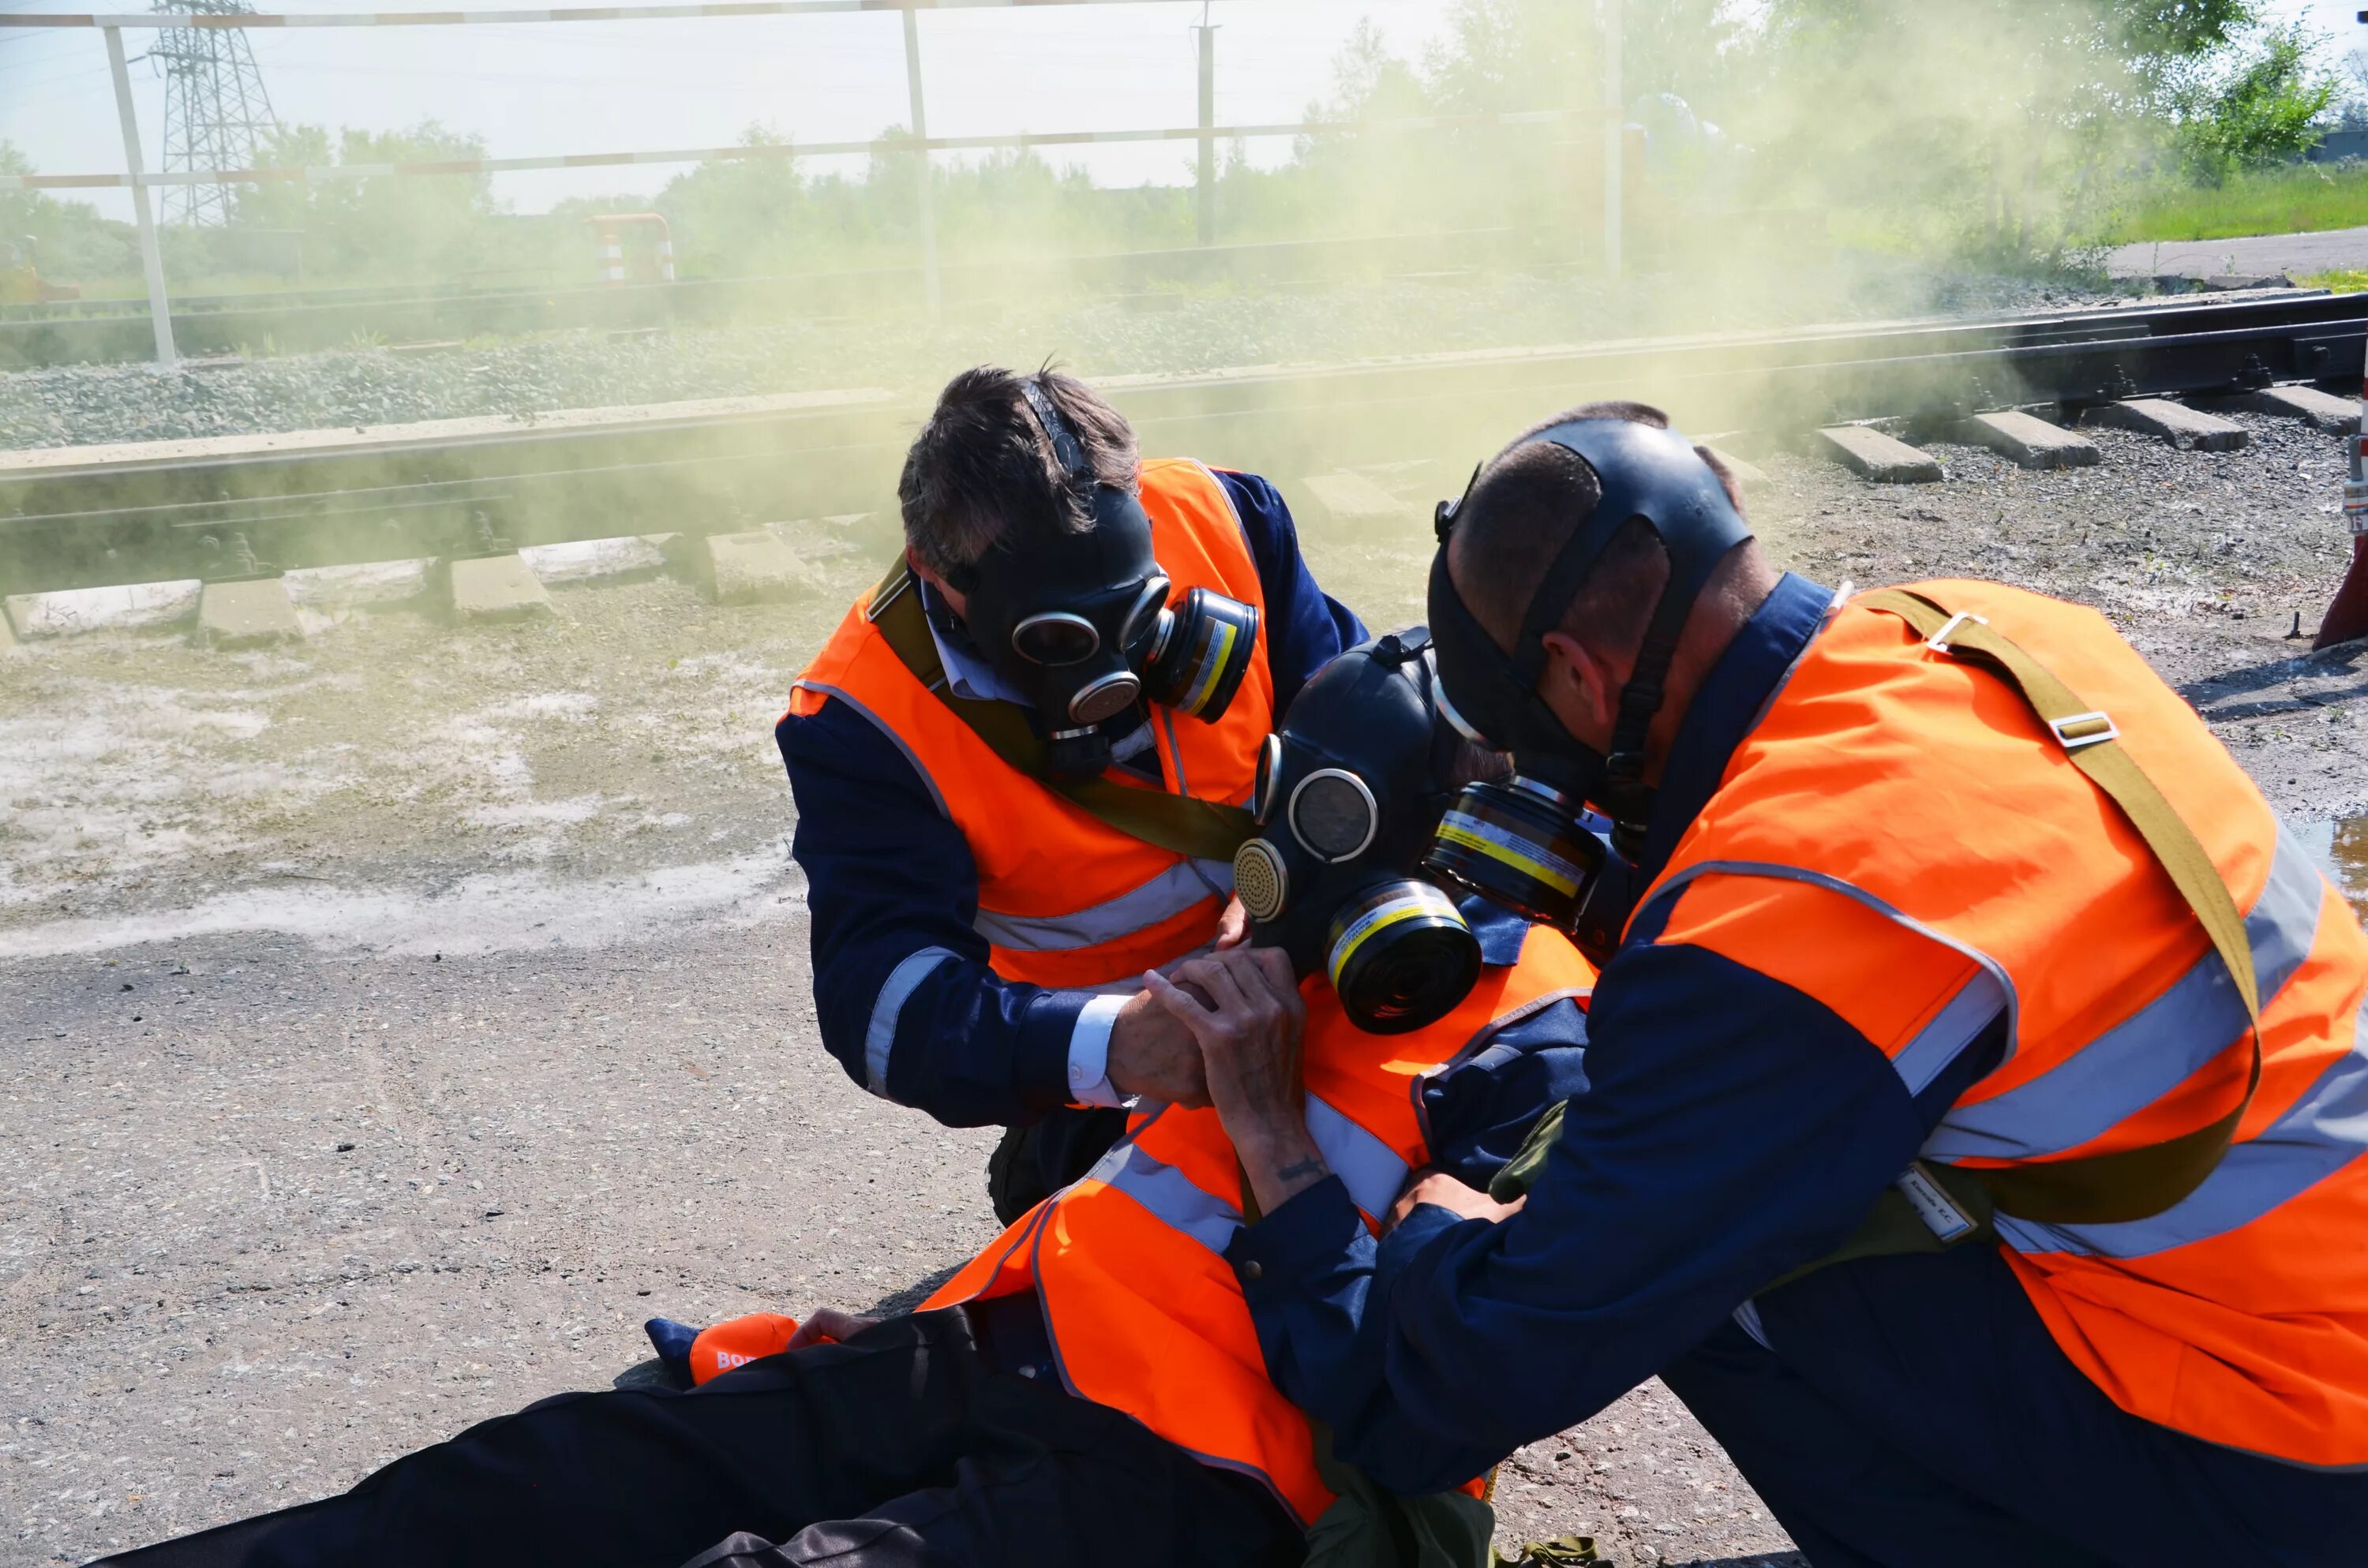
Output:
[1,0,2352,296]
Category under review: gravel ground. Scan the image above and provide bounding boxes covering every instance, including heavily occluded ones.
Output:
[3,397,2365,1568]
[0,266,2123,451]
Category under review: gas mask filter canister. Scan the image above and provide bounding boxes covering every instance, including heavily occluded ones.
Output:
[1422,774,1602,930]
[1230,630,1484,1035]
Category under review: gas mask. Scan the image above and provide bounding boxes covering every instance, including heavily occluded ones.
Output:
[947,379,1261,779]
[1423,418,1751,962]
[1230,629,1485,1035]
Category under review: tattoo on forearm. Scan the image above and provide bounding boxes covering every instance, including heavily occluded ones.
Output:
[1276,1156,1326,1184]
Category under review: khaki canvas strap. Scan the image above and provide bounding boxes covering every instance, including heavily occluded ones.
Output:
[1857,587,2263,1226]
[865,559,1258,865]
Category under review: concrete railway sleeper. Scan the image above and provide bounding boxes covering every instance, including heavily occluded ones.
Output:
[6,292,2368,650]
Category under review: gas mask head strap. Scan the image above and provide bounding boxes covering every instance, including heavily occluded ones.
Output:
[1433,417,1752,808]
[1019,376,1093,496]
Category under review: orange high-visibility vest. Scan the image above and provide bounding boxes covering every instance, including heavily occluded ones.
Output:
[923,926,1598,1527]
[1638,578,2368,1469]
[789,459,1272,993]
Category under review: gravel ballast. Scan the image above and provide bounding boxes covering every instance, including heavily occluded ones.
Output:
[0,268,2126,451]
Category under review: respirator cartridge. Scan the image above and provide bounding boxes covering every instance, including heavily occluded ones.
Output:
[1142,586,1260,721]
[1422,774,1636,964]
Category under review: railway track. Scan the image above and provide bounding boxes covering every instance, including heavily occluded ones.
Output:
[2,288,2363,641]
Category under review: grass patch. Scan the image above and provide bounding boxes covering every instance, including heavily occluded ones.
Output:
[2098,163,2368,245]
[2299,268,2368,293]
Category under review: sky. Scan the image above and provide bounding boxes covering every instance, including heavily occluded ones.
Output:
[0,0,2361,223]
[0,0,1469,221]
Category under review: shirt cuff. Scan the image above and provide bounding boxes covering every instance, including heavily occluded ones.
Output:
[1066,994,1131,1108]
[1227,1174,1369,1302]
[1015,989,1092,1106]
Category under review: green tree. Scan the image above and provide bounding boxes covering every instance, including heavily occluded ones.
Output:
[1746,0,2260,262]
[2170,21,2337,184]
[0,140,138,286]
[232,122,500,283]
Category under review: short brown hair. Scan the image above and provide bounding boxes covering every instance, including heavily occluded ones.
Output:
[1446,401,1743,658]
[898,365,1139,578]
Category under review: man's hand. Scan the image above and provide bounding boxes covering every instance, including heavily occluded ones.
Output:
[1145,946,1328,1214]
[1214,894,1251,950]
[1107,987,1212,1107]
[785,1308,880,1350]
[1386,1171,1525,1235]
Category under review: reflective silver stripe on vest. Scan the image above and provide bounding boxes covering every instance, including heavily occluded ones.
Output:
[1927,829,2326,1163]
[1092,1097,1411,1248]
[1307,1094,1411,1218]
[790,679,950,820]
[975,858,1234,954]
[866,946,957,1098]
[1993,997,2368,1260]
[1093,1138,1245,1256]
[1635,859,2016,1094]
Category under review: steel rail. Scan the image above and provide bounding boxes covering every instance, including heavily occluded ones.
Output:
[4,291,2361,598]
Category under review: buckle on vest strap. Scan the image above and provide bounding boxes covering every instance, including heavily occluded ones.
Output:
[1923,610,1988,654]
[2048,710,2119,750]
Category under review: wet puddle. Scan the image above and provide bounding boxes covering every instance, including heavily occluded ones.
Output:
[2297,816,2368,920]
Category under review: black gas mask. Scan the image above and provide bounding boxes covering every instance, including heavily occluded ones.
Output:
[946,379,1261,779]
[1230,629,1485,1035]
[1422,418,1752,961]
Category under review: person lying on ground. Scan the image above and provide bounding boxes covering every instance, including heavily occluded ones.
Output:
[99,631,1593,1568]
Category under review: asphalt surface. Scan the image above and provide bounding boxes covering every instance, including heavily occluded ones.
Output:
[2107,223,2368,279]
[6,398,2368,1567]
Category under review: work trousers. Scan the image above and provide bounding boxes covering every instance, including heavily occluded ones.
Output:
[1661,1242,2368,1568]
[100,1308,1301,1568]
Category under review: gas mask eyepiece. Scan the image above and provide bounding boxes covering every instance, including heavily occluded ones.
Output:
[1230,628,1485,1035]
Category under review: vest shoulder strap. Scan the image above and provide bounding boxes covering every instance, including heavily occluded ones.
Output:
[867,559,1258,865]
[1853,586,2261,1226]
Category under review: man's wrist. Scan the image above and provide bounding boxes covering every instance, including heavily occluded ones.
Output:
[1235,1117,1329,1213]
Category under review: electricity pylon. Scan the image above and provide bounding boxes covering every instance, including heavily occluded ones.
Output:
[150,0,277,226]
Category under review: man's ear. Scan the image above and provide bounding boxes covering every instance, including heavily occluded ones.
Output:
[906,548,966,619]
[1537,629,1621,748]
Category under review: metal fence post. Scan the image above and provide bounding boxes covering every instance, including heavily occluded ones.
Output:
[901,7,941,316]
[1196,17,1216,245]
[105,24,178,367]
[1601,0,1622,279]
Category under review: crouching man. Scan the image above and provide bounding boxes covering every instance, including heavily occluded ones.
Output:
[781,365,1363,1222]
[98,632,1592,1568]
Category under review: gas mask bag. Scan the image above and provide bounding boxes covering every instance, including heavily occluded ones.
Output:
[1231,629,1483,1035]
[949,379,1261,779]
[1422,417,1751,952]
